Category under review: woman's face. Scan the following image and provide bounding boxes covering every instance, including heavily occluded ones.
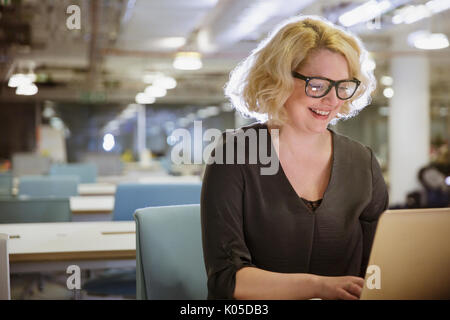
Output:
[284,49,350,134]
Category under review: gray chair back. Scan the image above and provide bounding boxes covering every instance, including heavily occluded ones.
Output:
[0,233,10,300]
[49,163,97,183]
[18,175,79,198]
[0,197,71,223]
[12,153,50,177]
[0,172,12,196]
[134,204,207,299]
[82,153,124,176]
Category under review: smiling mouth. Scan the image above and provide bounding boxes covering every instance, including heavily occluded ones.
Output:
[309,108,331,116]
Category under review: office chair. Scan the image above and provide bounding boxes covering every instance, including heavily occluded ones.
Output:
[113,182,202,221]
[0,233,10,300]
[18,175,79,198]
[49,163,97,183]
[0,172,12,197]
[12,153,50,177]
[134,204,207,299]
[82,182,202,298]
[0,197,71,223]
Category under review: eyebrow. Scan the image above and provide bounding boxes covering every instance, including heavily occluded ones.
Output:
[293,71,354,82]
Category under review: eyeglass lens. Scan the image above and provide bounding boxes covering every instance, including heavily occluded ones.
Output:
[307,78,357,99]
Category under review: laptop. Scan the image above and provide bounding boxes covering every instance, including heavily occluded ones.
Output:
[360,207,450,300]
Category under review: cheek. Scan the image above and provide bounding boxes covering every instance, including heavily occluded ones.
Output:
[284,88,314,111]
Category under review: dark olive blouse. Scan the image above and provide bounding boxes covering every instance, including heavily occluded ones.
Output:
[200,122,389,299]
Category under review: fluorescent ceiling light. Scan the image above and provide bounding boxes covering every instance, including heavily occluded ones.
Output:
[426,0,450,14]
[339,0,392,27]
[408,31,449,50]
[173,52,202,70]
[392,0,450,25]
[393,5,431,24]
[154,37,186,49]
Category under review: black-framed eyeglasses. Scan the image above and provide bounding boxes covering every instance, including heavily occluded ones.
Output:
[292,71,361,100]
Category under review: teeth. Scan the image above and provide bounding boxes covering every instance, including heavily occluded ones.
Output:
[311,108,330,116]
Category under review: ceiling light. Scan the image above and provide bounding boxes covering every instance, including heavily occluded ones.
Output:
[383,87,394,98]
[142,72,163,84]
[392,0,450,25]
[144,85,167,98]
[16,83,38,95]
[154,37,186,49]
[153,76,177,89]
[380,76,393,86]
[135,92,156,104]
[173,52,203,70]
[8,74,31,88]
[426,0,450,14]
[408,31,449,50]
[339,0,392,27]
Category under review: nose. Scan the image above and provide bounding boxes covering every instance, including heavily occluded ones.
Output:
[321,86,340,106]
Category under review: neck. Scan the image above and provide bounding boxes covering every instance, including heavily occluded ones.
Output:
[270,122,331,155]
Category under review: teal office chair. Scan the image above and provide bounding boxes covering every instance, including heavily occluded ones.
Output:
[49,163,97,183]
[0,197,71,223]
[134,204,207,299]
[113,182,202,221]
[0,172,12,197]
[18,175,79,198]
[82,182,202,298]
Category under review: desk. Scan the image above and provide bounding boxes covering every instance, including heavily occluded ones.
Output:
[0,221,135,273]
[70,196,115,221]
[78,183,116,196]
[137,175,201,183]
[70,196,114,214]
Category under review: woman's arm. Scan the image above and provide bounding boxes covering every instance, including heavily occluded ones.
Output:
[235,267,365,300]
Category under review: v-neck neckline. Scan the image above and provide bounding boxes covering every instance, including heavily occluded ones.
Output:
[264,123,337,215]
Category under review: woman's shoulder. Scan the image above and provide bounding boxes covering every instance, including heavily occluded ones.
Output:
[330,128,373,164]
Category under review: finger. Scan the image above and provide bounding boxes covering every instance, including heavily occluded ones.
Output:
[338,288,359,300]
[350,277,365,288]
[345,283,362,298]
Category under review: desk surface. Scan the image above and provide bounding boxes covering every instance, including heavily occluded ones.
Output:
[78,183,117,196]
[0,221,135,263]
[70,196,115,214]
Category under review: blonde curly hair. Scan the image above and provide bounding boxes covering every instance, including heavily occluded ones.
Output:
[224,15,376,126]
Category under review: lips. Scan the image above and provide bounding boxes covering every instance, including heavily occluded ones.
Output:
[309,108,331,116]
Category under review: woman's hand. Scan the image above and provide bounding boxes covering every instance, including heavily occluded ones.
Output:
[315,275,365,300]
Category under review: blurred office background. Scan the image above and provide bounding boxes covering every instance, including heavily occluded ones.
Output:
[0,0,449,209]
